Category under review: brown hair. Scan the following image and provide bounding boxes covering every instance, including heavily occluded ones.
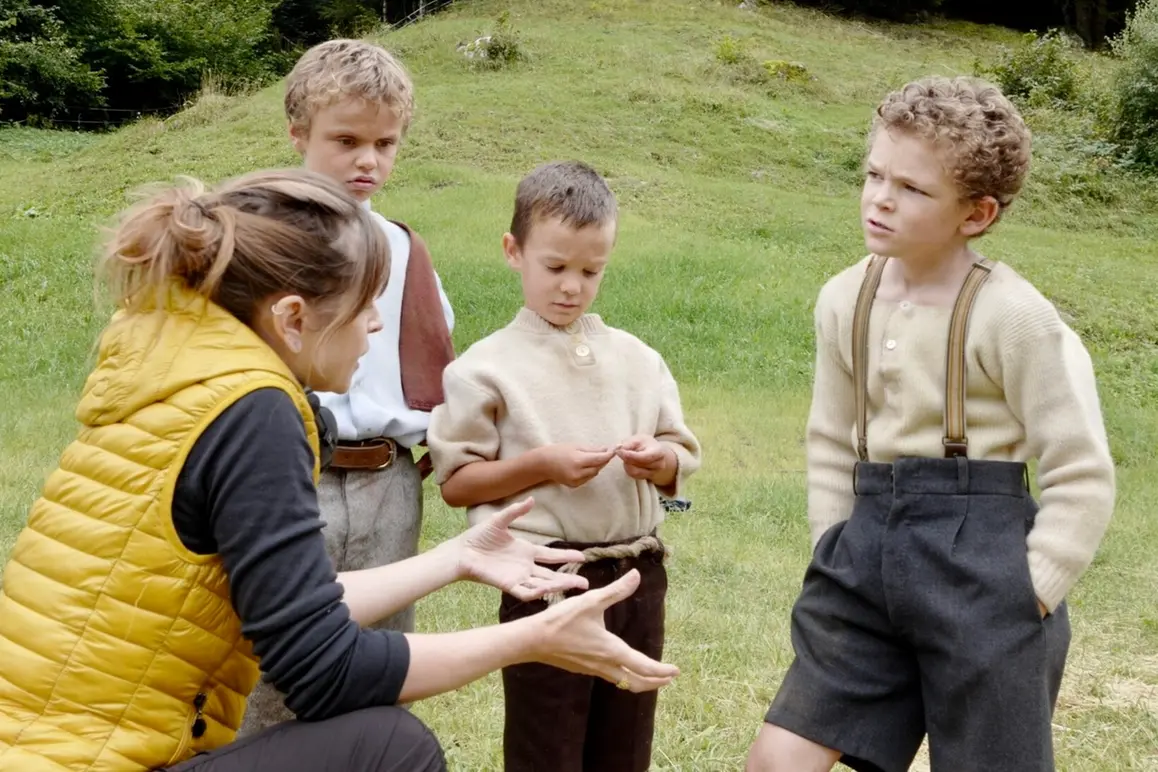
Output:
[285,39,415,135]
[100,168,389,339]
[509,161,618,246]
[871,75,1032,226]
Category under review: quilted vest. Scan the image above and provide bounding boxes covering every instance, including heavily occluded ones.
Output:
[0,282,320,771]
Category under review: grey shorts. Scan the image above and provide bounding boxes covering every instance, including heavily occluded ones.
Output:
[765,457,1071,772]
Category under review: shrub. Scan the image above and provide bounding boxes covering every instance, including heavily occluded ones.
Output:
[1110,0,1158,169]
[763,59,811,82]
[90,0,283,111]
[0,0,104,123]
[978,29,1081,107]
[715,35,746,65]
[459,11,524,70]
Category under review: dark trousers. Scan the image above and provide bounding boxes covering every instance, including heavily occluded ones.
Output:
[766,457,1071,772]
[163,706,445,772]
[498,538,668,772]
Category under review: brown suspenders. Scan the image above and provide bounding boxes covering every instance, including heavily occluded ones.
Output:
[850,255,994,462]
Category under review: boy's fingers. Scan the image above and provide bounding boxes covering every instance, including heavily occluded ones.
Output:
[581,451,616,467]
[616,453,662,472]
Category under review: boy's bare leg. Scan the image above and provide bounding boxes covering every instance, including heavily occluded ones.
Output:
[745,724,841,772]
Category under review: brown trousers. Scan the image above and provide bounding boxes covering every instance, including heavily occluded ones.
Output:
[498,538,668,772]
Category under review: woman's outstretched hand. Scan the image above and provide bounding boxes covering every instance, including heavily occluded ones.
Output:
[528,568,679,693]
[453,497,590,601]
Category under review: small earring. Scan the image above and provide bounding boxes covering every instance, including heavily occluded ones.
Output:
[288,337,302,353]
[271,304,283,315]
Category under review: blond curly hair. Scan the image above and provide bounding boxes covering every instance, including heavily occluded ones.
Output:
[871,76,1032,225]
[285,39,415,135]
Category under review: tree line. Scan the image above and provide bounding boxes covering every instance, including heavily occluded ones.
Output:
[0,0,451,126]
[794,0,1133,50]
[0,0,1141,127]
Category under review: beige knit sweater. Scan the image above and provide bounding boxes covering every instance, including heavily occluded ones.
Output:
[427,308,702,545]
[808,256,1115,611]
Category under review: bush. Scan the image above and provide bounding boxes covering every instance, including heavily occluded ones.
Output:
[1110,0,1158,169]
[0,0,104,123]
[978,29,1081,107]
[715,35,746,65]
[763,59,812,82]
[458,11,524,70]
[87,0,283,113]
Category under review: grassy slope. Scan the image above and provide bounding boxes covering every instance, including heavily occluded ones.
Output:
[1,0,1156,768]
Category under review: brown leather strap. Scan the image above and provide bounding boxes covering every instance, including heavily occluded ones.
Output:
[943,259,993,458]
[852,255,888,462]
[329,438,397,471]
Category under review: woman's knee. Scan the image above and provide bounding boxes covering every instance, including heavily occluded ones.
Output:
[745,722,839,772]
[350,706,446,772]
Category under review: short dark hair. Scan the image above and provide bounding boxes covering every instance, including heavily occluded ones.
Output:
[509,161,618,245]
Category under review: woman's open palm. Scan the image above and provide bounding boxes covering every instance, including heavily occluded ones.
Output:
[455,497,590,601]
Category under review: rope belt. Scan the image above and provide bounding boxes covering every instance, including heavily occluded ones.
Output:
[543,534,670,606]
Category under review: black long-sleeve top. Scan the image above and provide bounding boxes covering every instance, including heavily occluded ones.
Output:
[170,388,410,721]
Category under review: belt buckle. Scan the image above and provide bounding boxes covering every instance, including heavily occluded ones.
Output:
[374,439,397,470]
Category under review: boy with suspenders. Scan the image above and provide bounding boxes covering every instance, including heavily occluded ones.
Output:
[746,76,1116,772]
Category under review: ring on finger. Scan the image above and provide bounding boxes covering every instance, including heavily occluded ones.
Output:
[615,678,630,690]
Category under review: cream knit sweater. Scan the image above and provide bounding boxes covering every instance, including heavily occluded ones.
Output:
[808,256,1115,611]
[427,308,702,545]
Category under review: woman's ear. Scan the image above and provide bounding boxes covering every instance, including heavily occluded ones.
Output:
[270,295,307,353]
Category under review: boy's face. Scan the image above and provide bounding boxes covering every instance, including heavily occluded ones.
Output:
[290,96,403,203]
[860,129,993,262]
[503,215,616,328]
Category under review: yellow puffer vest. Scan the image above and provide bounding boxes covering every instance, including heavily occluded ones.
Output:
[0,283,320,771]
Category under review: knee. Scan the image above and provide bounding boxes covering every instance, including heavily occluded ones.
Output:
[391,709,446,772]
[745,722,833,772]
[745,729,778,772]
[349,707,446,772]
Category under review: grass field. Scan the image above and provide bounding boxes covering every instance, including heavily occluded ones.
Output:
[2,0,1157,768]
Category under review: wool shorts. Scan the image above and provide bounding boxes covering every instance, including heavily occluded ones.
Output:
[765,457,1071,772]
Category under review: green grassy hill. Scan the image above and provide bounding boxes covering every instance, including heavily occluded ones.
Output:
[1,0,1156,768]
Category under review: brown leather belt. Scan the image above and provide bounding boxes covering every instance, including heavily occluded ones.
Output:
[330,438,397,471]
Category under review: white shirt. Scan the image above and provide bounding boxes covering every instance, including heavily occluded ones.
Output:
[316,206,455,447]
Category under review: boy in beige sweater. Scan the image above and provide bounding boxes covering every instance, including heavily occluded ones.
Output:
[427,160,701,772]
[746,76,1116,772]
